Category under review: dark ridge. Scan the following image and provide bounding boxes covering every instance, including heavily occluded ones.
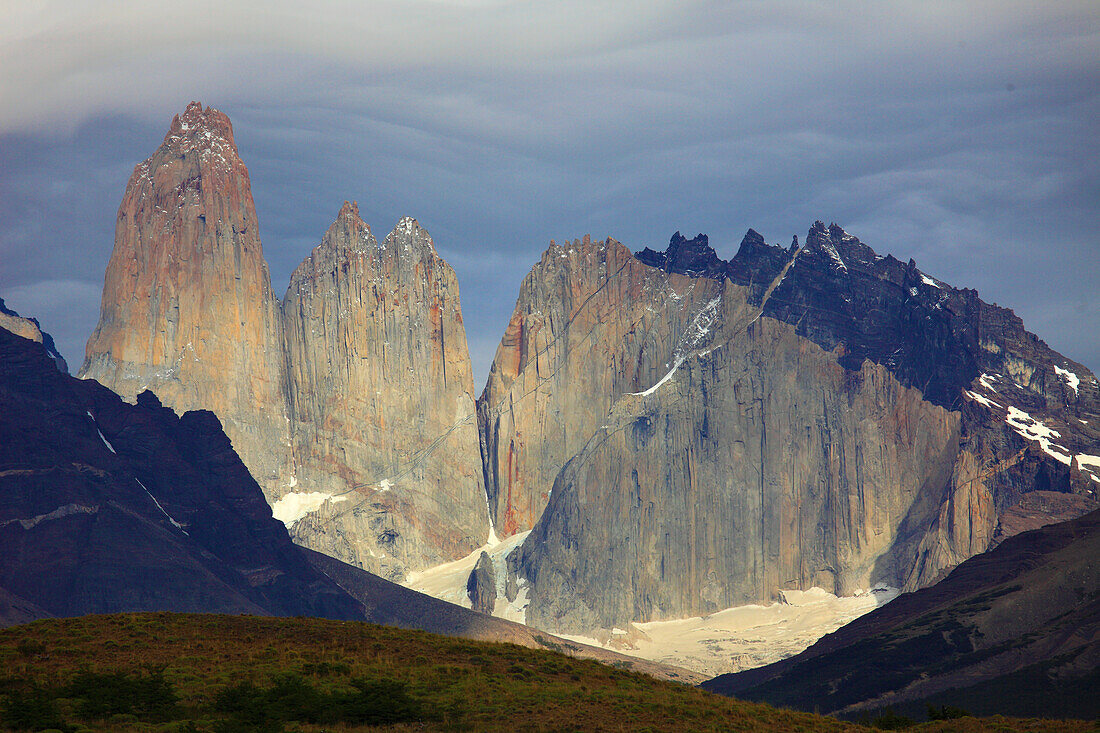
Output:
[701,508,1100,720]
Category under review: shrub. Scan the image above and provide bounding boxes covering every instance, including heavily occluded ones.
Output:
[926,703,969,720]
[65,669,179,721]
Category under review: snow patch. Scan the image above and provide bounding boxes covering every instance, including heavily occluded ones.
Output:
[1054,365,1080,396]
[964,390,1002,409]
[135,479,188,534]
[979,373,1000,392]
[1005,407,1072,465]
[271,491,347,527]
[404,530,532,622]
[920,273,939,288]
[86,411,116,454]
[1076,454,1100,471]
[819,239,847,271]
[631,296,721,396]
[560,586,899,678]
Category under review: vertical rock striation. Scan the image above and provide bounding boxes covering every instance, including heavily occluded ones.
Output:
[280,203,487,577]
[499,227,1099,633]
[477,236,723,536]
[80,102,289,490]
[81,104,489,579]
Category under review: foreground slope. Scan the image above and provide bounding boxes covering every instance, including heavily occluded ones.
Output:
[702,508,1100,720]
[0,613,1089,732]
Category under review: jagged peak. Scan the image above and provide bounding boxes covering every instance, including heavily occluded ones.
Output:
[337,200,362,223]
[382,216,437,256]
[320,200,373,246]
[165,101,235,146]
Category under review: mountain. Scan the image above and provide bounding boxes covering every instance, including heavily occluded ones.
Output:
[493,228,1098,634]
[0,320,696,681]
[281,201,488,576]
[700,508,1100,720]
[79,101,290,496]
[79,103,488,579]
[0,297,68,373]
[73,102,1098,645]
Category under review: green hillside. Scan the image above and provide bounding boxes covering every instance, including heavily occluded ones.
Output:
[0,613,1089,732]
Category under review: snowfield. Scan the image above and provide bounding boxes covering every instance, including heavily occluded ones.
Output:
[403,537,897,676]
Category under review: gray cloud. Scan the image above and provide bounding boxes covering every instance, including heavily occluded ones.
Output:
[1,1,1098,385]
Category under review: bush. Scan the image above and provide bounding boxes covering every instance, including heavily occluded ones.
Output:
[1,685,68,731]
[65,669,179,720]
[870,708,914,729]
[212,672,424,728]
[926,703,969,720]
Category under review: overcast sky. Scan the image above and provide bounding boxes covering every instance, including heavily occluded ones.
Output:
[1,0,1098,387]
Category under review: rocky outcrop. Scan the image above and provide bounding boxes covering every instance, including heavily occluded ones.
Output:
[280,203,487,577]
[467,551,496,614]
[498,227,1099,633]
[79,104,490,579]
[0,297,68,373]
[79,102,289,491]
[477,236,723,536]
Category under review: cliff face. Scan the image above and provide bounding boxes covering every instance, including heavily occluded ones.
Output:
[501,228,1099,633]
[514,281,963,633]
[280,203,487,578]
[79,102,289,491]
[477,236,722,536]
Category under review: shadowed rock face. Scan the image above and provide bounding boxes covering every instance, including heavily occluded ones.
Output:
[79,104,489,578]
[79,101,289,493]
[281,202,487,578]
[1,324,363,621]
[496,228,1099,633]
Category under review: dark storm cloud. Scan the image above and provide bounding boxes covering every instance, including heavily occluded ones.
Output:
[1,1,1098,383]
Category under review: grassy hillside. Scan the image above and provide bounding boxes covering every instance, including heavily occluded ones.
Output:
[0,613,1090,732]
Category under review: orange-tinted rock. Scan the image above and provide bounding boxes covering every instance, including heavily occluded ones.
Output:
[80,101,289,491]
[280,203,488,577]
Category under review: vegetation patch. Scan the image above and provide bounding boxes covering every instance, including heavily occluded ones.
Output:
[0,613,1090,732]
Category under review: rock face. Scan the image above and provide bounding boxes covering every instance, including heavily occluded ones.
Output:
[477,236,723,535]
[702,508,1100,721]
[80,103,488,578]
[495,228,1099,633]
[79,101,289,491]
[467,551,496,614]
[516,281,963,632]
[281,202,487,577]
